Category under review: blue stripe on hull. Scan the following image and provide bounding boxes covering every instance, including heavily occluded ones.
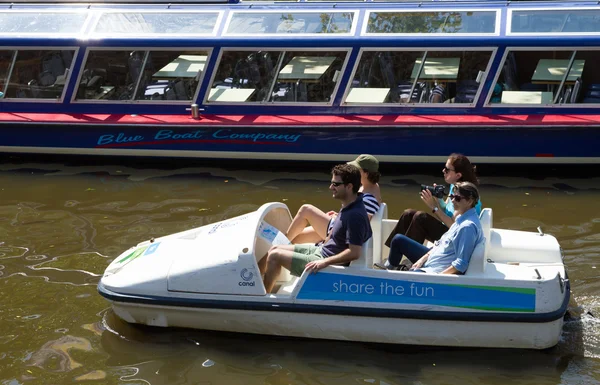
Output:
[97,281,570,324]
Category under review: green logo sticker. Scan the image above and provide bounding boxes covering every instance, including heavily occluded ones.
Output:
[117,246,149,264]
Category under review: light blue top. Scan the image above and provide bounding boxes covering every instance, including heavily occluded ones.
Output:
[424,207,484,273]
[440,184,482,218]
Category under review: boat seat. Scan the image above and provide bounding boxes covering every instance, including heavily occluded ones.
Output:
[571,78,582,103]
[465,240,486,275]
[277,276,300,295]
[380,218,396,261]
[454,80,479,103]
[347,202,386,268]
[465,208,492,275]
[370,203,387,265]
[348,237,373,268]
[480,208,492,252]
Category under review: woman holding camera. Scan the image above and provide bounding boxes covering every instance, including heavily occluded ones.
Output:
[384,153,481,248]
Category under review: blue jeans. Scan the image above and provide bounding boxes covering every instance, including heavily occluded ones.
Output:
[388,234,431,267]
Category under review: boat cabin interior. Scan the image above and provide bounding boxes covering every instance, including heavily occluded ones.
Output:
[0,0,599,115]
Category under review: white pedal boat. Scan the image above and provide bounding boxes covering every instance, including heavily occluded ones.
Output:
[98,202,570,349]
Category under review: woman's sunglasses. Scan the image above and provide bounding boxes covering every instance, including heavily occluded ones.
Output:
[443,167,456,174]
[449,194,466,202]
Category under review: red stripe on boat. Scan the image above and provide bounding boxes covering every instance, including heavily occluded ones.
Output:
[1,113,600,126]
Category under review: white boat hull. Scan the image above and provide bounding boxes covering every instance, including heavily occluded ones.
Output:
[107,300,565,349]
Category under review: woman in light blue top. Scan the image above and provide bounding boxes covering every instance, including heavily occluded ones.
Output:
[379,182,484,274]
[385,153,482,247]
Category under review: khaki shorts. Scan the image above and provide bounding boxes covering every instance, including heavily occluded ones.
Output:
[290,243,323,277]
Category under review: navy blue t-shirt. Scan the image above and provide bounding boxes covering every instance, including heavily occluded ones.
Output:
[320,194,372,258]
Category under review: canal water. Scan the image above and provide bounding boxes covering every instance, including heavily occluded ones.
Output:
[0,157,598,385]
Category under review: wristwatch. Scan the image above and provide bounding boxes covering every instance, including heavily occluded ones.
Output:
[432,207,439,214]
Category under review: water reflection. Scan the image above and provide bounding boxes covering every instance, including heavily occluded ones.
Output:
[100,309,579,385]
[28,335,91,372]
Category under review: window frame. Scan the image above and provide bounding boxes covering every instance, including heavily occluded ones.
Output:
[362,8,501,37]
[203,47,352,106]
[71,47,213,104]
[507,7,600,36]
[342,47,497,107]
[88,10,224,38]
[484,47,600,108]
[0,46,80,103]
[0,9,91,38]
[222,10,359,37]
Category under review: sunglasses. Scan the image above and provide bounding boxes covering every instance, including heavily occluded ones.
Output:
[330,181,346,187]
[443,167,456,173]
[449,194,466,202]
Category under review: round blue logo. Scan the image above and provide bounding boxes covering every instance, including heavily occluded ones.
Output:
[240,268,254,282]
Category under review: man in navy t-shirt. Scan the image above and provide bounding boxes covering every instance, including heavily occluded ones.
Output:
[261,164,372,293]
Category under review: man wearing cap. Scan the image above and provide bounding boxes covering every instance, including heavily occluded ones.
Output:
[347,154,382,217]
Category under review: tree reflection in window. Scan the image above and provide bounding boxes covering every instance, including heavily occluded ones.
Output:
[367,11,496,34]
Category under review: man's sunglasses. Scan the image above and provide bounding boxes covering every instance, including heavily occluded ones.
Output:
[449,194,466,202]
[330,181,346,187]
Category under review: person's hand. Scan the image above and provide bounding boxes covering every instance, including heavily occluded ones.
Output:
[411,257,427,270]
[420,188,439,211]
[305,259,330,274]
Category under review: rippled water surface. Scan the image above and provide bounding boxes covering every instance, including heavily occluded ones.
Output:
[0,157,599,385]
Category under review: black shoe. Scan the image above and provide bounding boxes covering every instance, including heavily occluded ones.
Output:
[373,262,399,270]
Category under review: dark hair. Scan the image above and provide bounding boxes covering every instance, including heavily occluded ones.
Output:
[448,153,479,186]
[454,181,480,208]
[332,164,361,194]
[365,170,381,184]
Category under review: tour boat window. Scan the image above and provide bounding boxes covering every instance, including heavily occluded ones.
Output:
[365,10,497,34]
[207,50,347,103]
[0,51,13,98]
[93,12,220,36]
[75,49,209,102]
[489,49,600,106]
[510,9,600,34]
[1,49,75,100]
[225,12,355,35]
[0,12,88,35]
[344,50,493,105]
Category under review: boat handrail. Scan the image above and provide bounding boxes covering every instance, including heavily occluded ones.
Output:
[1,0,595,5]
[2,0,240,3]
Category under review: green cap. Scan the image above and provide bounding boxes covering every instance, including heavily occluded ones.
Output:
[348,154,379,173]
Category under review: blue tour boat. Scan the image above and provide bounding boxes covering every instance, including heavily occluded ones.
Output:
[0,0,599,164]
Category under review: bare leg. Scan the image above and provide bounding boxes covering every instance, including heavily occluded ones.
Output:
[258,254,267,275]
[292,226,325,244]
[263,245,295,293]
[286,204,331,242]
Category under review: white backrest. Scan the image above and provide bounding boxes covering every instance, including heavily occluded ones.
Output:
[465,208,492,275]
[370,203,387,265]
[479,208,492,256]
[349,237,373,268]
[465,240,486,275]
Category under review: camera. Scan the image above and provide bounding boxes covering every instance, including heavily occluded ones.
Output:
[420,184,446,199]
